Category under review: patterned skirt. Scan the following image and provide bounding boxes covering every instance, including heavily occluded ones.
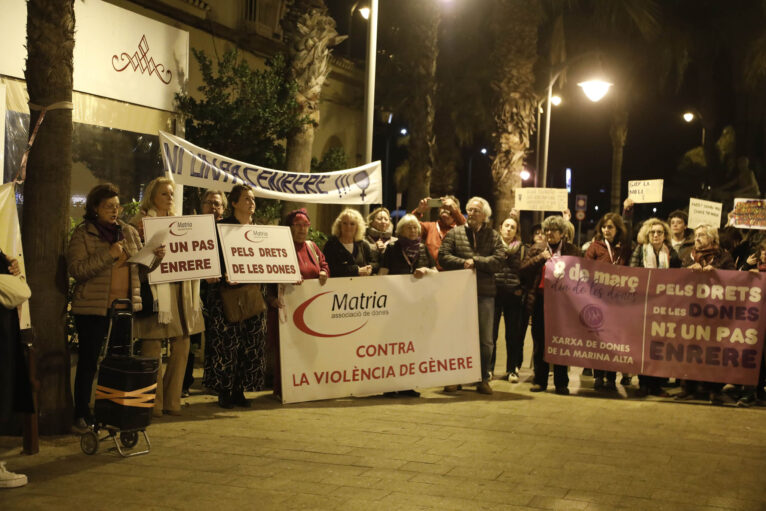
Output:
[202,285,267,393]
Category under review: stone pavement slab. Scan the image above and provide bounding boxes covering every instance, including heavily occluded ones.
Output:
[2,374,765,511]
[2,329,766,511]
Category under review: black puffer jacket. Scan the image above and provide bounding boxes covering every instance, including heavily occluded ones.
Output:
[495,240,523,295]
[438,224,505,296]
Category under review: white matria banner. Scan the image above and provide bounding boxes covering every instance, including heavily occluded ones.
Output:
[160,131,382,204]
[143,215,221,284]
[217,224,300,284]
[280,270,481,404]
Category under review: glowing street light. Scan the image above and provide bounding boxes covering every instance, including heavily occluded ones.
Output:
[480,148,488,155]
[358,6,370,19]
[399,127,408,136]
[682,110,705,145]
[577,80,612,102]
[550,95,562,106]
[520,169,531,181]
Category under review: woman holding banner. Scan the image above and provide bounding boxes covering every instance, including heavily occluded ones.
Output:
[521,215,580,395]
[584,199,634,391]
[678,224,735,404]
[68,183,163,431]
[737,240,766,406]
[324,209,373,278]
[365,207,395,274]
[378,214,435,397]
[131,177,204,417]
[203,185,268,408]
[629,218,681,397]
[265,208,329,398]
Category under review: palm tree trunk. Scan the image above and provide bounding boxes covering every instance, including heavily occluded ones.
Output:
[609,107,629,213]
[490,0,540,226]
[282,0,345,174]
[22,0,75,434]
[404,1,440,211]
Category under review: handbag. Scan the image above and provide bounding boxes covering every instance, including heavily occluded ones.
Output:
[0,274,31,308]
[219,283,266,323]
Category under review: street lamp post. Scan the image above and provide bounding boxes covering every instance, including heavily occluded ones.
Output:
[683,110,706,146]
[540,62,611,192]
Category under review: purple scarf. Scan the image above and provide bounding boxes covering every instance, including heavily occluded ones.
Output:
[399,237,421,263]
[91,220,124,244]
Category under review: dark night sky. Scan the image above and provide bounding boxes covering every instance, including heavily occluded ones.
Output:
[326,0,760,233]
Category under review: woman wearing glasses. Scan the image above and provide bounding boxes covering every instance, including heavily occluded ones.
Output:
[67,183,164,432]
[629,218,681,397]
[584,199,634,391]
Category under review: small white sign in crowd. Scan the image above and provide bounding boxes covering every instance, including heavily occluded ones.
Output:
[514,187,568,211]
[628,179,664,203]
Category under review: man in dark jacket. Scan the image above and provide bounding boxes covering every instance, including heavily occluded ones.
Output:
[521,215,581,395]
[668,210,694,262]
[439,197,505,394]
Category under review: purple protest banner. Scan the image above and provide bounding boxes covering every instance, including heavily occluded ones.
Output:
[544,256,765,385]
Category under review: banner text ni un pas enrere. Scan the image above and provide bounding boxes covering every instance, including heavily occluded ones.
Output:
[159,131,382,204]
[544,257,765,385]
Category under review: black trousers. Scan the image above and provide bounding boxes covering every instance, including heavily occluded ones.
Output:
[491,292,525,373]
[73,315,110,420]
[531,295,568,389]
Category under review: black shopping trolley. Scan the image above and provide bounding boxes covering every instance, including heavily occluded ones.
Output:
[79,299,158,457]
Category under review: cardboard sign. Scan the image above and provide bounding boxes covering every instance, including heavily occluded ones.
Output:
[217,224,300,283]
[514,188,568,212]
[143,215,220,284]
[731,198,766,230]
[628,179,663,203]
[688,198,723,229]
[280,271,481,403]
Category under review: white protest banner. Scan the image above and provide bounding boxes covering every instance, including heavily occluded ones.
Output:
[514,188,568,211]
[628,179,664,203]
[143,215,220,284]
[279,271,481,404]
[217,224,300,284]
[160,131,382,204]
[688,198,723,229]
[731,198,766,230]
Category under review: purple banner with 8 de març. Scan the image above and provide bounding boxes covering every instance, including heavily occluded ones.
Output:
[543,256,766,385]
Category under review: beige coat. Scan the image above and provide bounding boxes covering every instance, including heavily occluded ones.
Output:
[67,220,143,316]
[131,211,204,340]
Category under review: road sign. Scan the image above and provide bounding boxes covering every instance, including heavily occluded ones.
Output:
[575,194,587,212]
[575,210,585,221]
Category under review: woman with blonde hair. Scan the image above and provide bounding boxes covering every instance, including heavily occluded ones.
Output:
[365,207,395,273]
[629,218,681,397]
[323,208,373,277]
[131,176,204,417]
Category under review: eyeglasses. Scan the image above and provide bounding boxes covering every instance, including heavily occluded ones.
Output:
[649,230,665,236]
[203,200,223,207]
[466,207,482,213]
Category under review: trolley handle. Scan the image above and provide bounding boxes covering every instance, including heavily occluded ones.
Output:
[101,299,136,359]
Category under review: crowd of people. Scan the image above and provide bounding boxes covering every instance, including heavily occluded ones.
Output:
[41,180,766,436]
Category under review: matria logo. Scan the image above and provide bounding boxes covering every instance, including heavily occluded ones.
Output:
[244,230,268,243]
[293,291,367,338]
[168,220,192,236]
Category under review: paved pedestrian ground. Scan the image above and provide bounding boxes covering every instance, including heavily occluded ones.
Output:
[2,336,766,510]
